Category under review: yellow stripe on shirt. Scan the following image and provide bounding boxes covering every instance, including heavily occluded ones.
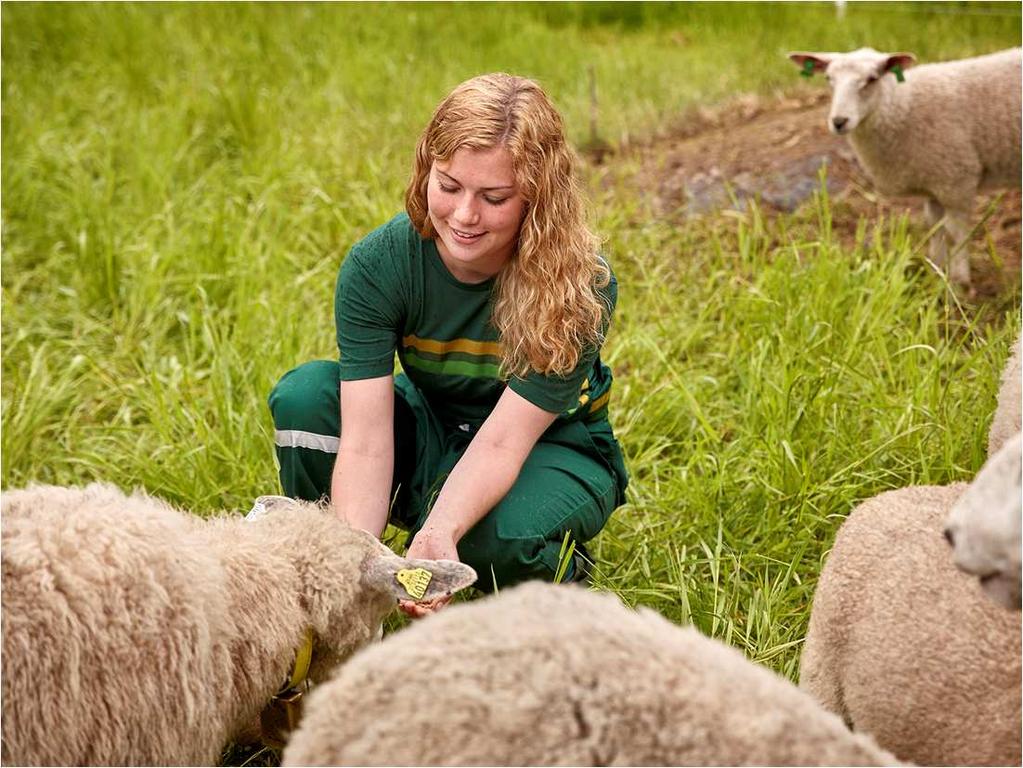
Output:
[588,390,611,413]
[402,335,502,357]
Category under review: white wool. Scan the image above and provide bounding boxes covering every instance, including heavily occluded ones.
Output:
[987,334,1022,457]
[1,482,475,765]
[800,483,1021,765]
[789,47,1022,287]
[284,582,899,767]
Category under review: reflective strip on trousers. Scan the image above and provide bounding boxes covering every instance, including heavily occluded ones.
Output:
[274,429,339,454]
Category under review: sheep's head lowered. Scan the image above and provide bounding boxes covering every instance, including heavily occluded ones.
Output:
[247,495,478,678]
[787,48,916,135]
[944,434,1022,610]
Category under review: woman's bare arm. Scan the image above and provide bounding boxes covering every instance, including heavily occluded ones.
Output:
[331,375,395,537]
[423,387,557,541]
[400,387,558,616]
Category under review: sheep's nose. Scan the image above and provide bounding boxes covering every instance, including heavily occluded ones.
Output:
[943,527,956,546]
[832,116,849,131]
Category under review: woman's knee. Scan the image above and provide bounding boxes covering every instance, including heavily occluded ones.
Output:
[457,525,555,592]
[455,483,618,591]
[268,360,340,432]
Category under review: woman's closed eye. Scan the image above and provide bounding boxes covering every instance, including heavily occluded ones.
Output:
[440,183,508,207]
[436,165,513,207]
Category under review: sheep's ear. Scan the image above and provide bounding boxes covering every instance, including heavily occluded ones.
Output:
[362,554,478,602]
[788,52,831,76]
[245,495,302,521]
[883,53,916,73]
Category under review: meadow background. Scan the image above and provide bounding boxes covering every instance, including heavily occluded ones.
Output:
[3,0,1020,739]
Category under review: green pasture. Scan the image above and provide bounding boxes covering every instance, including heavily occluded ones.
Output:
[3,0,1020,718]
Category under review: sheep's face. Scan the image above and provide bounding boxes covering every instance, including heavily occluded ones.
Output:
[250,498,477,679]
[787,48,916,135]
[945,434,1022,610]
[309,527,478,680]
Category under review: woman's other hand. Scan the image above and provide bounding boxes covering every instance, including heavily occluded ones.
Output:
[398,523,460,618]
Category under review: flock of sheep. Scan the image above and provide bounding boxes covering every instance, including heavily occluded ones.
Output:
[2,46,1022,768]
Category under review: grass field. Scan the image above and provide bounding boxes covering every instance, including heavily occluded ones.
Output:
[3,2,1020,759]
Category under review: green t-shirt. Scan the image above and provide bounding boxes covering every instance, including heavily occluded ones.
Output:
[335,212,616,428]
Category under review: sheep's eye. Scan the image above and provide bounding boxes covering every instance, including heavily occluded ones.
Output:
[866,75,878,85]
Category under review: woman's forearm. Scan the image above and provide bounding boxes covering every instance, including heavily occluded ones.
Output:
[424,436,525,541]
[332,375,396,538]
[331,439,393,537]
[424,389,558,543]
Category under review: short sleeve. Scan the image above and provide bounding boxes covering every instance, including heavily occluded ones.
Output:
[335,245,404,381]
[508,354,596,413]
[508,268,618,414]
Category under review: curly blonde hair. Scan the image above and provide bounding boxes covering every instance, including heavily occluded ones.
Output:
[405,73,611,378]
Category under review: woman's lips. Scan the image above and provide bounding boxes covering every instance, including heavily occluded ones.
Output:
[450,226,485,245]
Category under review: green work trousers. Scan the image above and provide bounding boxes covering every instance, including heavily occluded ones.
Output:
[267,360,628,590]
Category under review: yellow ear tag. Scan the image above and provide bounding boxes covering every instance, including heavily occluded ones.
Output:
[396,567,433,600]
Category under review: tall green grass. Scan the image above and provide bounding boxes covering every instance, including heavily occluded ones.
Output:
[587,168,1018,673]
[3,0,1020,712]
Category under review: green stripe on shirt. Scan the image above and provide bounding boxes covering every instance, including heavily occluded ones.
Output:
[402,349,502,379]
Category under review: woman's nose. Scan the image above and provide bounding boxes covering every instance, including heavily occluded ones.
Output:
[455,194,480,225]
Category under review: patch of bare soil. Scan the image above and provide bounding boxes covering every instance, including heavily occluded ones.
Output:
[597,91,1021,299]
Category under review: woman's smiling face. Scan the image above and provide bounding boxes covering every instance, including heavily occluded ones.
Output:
[427,145,527,284]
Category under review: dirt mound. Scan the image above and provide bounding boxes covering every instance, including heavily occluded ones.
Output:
[600,91,1021,298]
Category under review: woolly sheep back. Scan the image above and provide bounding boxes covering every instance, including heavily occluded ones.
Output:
[2,483,232,765]
[1,483,475,766]
[988,334,1021,457]
[799,484,1021,766]
[284,582,899,767]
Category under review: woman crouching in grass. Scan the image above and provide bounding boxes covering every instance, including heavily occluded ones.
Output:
[268,73,628,615]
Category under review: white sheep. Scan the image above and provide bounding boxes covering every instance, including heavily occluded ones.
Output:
[799,483,1021,766]
[283,582,900,767]
[788,47,1022,288]
[0,483,476,766]
[945,432,1022,610]
[987,334,1021,457]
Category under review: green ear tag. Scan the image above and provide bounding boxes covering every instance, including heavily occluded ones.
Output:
[396,568,433,600]
[891,64,905,83]
[801,59,815,78]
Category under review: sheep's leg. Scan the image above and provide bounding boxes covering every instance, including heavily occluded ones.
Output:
[943,206,974,288]
[924,198,948,269]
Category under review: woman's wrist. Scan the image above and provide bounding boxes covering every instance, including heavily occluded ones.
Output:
[420,512,464,543]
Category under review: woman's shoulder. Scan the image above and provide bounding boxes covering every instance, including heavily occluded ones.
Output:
[350,212,422,264]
